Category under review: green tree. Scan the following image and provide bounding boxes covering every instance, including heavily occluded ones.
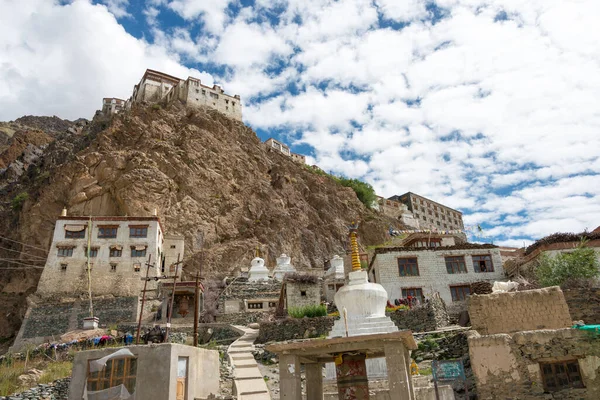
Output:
[11,192,28,211]
[335,177,377,209]
[535,239,600,287]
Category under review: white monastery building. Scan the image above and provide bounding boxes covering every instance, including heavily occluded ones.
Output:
[369,235,504,311]
[265,138,306,164]
[36,214,184,298]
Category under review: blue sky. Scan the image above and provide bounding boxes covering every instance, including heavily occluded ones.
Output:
[1,0,599,247]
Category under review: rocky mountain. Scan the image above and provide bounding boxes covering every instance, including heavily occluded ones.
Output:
[0,103,403,349]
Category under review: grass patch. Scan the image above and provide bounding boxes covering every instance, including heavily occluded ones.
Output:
[288,304,327,318]
[0,357,72,396]
[39,361,72,384]
[420,367,432,376]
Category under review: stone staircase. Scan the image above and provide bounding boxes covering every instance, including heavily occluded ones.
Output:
[228,325,271,400]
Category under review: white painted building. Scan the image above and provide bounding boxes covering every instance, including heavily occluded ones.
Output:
[369,244,505,311]
[101,98,126,116]
[36,215,184,298]
[128,69,242,121]
[265,138,306,164]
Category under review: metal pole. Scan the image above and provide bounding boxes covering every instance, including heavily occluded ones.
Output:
[165,253,180,342]
[135,254,152,345]
[193,272,200,347]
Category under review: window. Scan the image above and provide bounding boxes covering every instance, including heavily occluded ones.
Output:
[210,92,219,99]
[110,263,117,272]
[65,229,85,239]
[328,284,335,290]
[540,360,584,392]
[450,285,471,301]
[87,357,137,393]
[225,99,229,104]
[86,247,99,258]
[195,89,199,94]
[133,263,141,272]
[201,89,206,95]
[247,302,263,309]
[398,258,419,276]
[402,288,424,302]
[232,102,235,106]
[131,247,147,258]
[60,263,67,271]
[129,226,148,238]
[110,247,122,257]
[473,255,494,272]
[57,247,74,257]
[446,256,467,274]
[170,245,176,249]
[268,301,277,308]
[300,291,307,297]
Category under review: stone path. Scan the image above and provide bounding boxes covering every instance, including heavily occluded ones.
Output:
[229,325,271,400]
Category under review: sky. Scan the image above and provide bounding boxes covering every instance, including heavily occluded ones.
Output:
[0,0,599,247]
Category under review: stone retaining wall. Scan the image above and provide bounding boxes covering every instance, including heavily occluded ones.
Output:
[0,377,70,400]
[255,316,335,343]
[215,311,271,325]
[388,294,449,333]
[563,287,600,324]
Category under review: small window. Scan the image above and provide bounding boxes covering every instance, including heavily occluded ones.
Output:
[110,263,117,272]
[129,226,148,238]
[232,102,235,106]
[65,229,85,239]
[300,290,307,297]
[170,245,176,249]
[268,301,277,308]
[210,92,219,99]
[473,255,494,272]
[540,360,584,392]
[87,357,137,393]
[402,288,423,302]
[110,247,122,257]
[225,99,229,104]
[195,89,199,93]
[86,247,99,258]
[398,258,419,276]
[247,302,263,309]
[57,247,74,257]
[133,263,141,272]
[450,285,471,301]
[131,248,147,258]
[60,263,67,271]
[201,89,206,95]
[446,256,467,274]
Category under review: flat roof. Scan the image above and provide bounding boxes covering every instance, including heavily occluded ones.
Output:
[57,216,164,233]
[391,192,462,215]
[266,330,417,363]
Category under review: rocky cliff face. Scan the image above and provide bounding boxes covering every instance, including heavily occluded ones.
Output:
[0,104,402,349]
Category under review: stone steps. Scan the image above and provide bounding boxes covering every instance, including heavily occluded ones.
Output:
[228,325,271,400]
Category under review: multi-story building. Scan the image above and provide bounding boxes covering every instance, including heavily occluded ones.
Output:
[36,214,184,298]
[374,196,420,229]
[368,240,504,313]
[101,98,126,116]
[265,138,306,164]
[128,69,242,121]
[389,192,464,232]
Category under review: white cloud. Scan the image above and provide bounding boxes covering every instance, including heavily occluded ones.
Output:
[0,0,212,120]
[101,0,130,18]
[167,0,234,34]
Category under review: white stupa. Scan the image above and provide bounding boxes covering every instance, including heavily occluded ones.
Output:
[325,224,398,380]
[247,251,270,282]
[324,255,345,280]
[272,253,297,281]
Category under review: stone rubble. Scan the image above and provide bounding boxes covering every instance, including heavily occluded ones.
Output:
[0,378,70,400]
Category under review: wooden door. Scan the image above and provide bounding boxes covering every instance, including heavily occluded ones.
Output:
[176,357,188,400]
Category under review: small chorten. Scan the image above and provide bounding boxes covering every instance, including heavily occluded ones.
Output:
[324,255,345,280]
[272,253,297,281]
[247,246,270,282]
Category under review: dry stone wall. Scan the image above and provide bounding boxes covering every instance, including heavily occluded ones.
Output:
[0,378,70,400]
[255,316,335,343]
[388,295,449,333]
[563,287,600,325]
[468,286,572,335]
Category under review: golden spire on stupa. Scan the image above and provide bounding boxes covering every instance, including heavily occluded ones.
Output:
[348,221,361,272]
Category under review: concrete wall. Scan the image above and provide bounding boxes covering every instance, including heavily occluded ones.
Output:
[36,217,163,298]
[468,328,600,399]
[286,281,321,308]
[468,286,572,335]
[68,344,219,400]
[372,248,504,306]
[394,193,464,232]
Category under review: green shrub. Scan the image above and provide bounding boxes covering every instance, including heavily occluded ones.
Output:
[11,192,28,211]
[334,177,377,209]
[535,239,600,287]
[288,304,327,318]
